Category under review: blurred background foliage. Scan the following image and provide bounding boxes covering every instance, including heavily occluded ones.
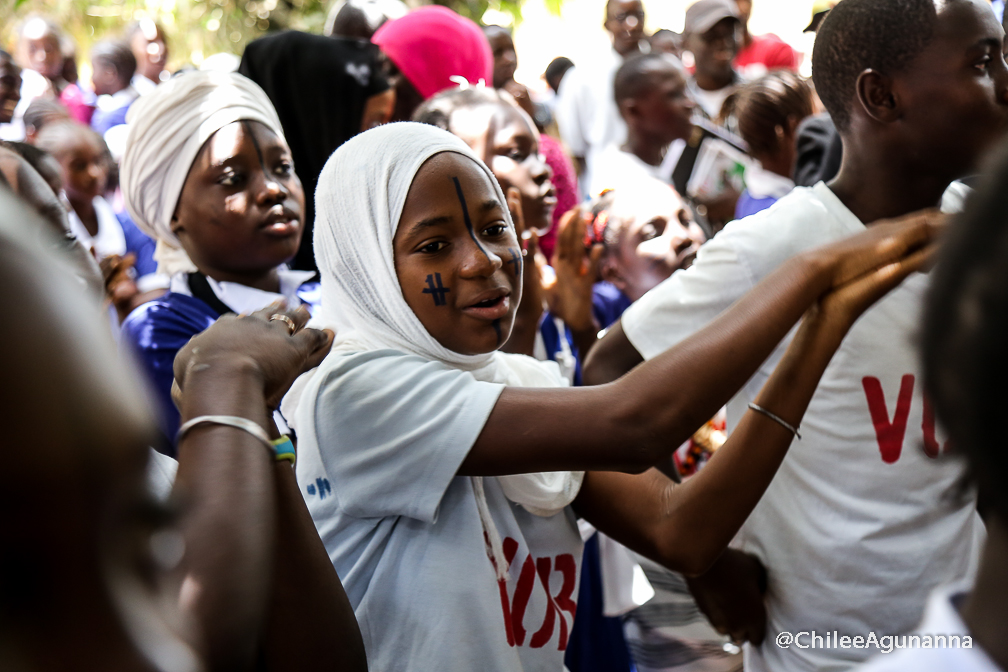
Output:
[0,0,548,71]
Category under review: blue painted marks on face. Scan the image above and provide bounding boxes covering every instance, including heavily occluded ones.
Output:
[452,175,490,259]
[307,478,332,499]
[422,272,450,306]
[492,318,502,345]
[507,248,522,276]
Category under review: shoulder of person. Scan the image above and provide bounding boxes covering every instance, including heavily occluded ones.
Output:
[120,292,219,347]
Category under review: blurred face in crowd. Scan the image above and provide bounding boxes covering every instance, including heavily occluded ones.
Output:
[891,0,1008,181]
[394,152,522,355]
[130,19,168,82]
[91,57,121,97]
[450,101,556,236]
[379,49,425,123]
[624,61,696,144]
[601,183,705,301]
[486,27,518,89]
[19,18,63,80]
[688,17,739,84]
[0,213,193,670]
[0,57,22,123]
[50,126,108,206]
[173,120,305,282]
[605,0,646,56]
[650,31,681,58]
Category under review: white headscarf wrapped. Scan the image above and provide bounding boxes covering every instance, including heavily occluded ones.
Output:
[120,71,286,276]
[291,122,582,579]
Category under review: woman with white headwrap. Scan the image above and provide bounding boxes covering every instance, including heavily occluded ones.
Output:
[120,70,320,450]
[284,121,938,671]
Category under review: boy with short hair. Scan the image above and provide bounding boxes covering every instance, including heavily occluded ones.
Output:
[590,53,695,196]
[584,1,1008,670]
[90,40,138,136]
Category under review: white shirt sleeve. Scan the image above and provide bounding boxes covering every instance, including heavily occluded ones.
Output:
[620,228,757,360]
[554,68,590,158]
[311,351,505,523]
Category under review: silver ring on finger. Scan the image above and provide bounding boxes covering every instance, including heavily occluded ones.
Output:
[269,313,297,335]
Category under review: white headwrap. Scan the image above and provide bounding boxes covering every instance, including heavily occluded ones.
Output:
[289,122,582,579]
[120,71,286,276]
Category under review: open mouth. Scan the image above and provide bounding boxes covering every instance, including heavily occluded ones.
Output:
[462,290,511,320]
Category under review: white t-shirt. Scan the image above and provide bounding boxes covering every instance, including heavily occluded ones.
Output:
[620,182,985,672]
[854,583,997,672]
[589,141,686,198]
[295,349,584,671]
[554,51,628,194]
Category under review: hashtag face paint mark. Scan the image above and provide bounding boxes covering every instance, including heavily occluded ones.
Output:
[507,248,522,276]
[453,176,490,259]
[422,272,451,306]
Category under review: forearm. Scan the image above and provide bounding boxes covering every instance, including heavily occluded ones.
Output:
[175,360,277,670]
[647,307,846,573]
[612,253,832,461]
[259,463,368,672]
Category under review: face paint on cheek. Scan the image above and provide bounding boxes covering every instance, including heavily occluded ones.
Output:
[507,248,522,276]
[452,176,490,259]
[492,319,502,345]
[242,121,269,173]
[422,272,450,306]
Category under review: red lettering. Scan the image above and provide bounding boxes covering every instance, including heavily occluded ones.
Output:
[921,396,950,458]
[863,375,915,463]
[530,557,557,648]
[554,554,577,650]
[493,540,579,650]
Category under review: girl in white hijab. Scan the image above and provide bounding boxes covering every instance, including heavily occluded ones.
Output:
[287,121,938,671]
[119,71,320,450]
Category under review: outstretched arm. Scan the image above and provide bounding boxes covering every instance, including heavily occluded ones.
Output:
[570,259,900,575]
[461,210,942,477]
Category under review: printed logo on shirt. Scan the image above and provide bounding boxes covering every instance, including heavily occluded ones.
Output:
[490,536,577,651]
[862,375,950,463]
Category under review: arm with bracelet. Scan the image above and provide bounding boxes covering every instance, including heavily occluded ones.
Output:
[172,304,365,672]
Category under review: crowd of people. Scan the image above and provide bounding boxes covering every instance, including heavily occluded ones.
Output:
[3,0,1008,671]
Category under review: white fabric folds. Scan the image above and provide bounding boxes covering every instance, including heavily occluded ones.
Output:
[120,71,286,275]
[291,121,583,578]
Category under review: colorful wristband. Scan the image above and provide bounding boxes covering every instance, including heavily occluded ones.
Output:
[272,435,296,465]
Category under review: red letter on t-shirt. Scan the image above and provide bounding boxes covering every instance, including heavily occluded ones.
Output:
[862,375,915,463]
[921,395,950,458]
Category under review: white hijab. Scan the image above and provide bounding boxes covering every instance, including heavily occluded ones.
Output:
[120,71,286,276]
[293,122,582,578]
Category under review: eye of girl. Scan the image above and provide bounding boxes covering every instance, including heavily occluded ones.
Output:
[419,240,448,254]
[274,160,293,177]
[482,221,508,237]
[975,55,993,72]
[218,169,241,187]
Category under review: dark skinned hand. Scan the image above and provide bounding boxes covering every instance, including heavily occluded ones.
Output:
[507,186,545,330]
[545,208,602,333]
[686,548,768,645]
[172,302,334,411]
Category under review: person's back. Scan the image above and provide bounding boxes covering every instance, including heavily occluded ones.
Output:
[585,0,1008,669]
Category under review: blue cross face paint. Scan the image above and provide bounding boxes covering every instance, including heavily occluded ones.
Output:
[422,272,451,306]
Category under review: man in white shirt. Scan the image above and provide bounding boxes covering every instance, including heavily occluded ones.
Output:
[683,0,744,122]
[555,0,647,195]
[589,53,694,197]
[584,1,1008,670]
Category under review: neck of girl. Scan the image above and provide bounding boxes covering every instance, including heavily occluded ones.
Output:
[961,515,1008,671]
[202,266,282,294]
[70,196,98,237]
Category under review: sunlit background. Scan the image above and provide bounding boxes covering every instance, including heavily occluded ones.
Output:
[1,0,819,90]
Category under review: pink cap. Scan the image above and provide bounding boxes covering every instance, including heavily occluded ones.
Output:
[372,5,493,100]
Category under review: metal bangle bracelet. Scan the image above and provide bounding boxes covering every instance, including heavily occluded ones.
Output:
[747,403,801,440]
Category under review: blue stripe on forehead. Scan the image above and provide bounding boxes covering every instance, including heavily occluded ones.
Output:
[452,175,491,260]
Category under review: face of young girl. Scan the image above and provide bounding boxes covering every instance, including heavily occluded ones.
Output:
[451,103,556,236]
[57,131,107,204]
[173,120,304,280]
[394,152,522,355]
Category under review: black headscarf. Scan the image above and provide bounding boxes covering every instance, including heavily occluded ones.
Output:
[239,32,389,271]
